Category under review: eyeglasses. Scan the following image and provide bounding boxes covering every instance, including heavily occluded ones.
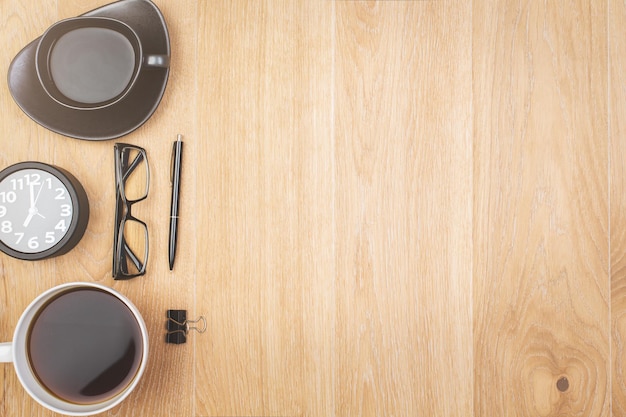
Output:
[113,143,149,279]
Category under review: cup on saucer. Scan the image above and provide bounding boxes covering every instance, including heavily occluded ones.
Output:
[8,0,170,141]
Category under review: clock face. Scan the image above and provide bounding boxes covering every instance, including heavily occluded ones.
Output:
[0,168,74,254]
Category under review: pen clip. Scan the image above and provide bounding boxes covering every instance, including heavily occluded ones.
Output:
[170,134,182,185]
[170,142,175,185]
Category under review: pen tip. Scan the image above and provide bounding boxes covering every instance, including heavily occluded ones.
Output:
[177,134,183,142]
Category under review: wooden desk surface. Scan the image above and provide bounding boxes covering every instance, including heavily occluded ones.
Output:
[0,0,624,416]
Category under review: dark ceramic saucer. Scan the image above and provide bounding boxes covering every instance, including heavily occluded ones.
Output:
[8,0,170,141]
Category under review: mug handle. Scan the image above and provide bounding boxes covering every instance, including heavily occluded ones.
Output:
[144,54,170,68]
[0,342,12,363]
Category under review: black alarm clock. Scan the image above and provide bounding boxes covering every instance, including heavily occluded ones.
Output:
[0,161,89,260]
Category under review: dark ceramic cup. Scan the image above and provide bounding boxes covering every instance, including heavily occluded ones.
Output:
[36,16,169,110]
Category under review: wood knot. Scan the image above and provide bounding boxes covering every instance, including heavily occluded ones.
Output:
[556,376,569,392]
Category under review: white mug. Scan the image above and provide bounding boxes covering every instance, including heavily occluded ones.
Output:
[0,282,149,416]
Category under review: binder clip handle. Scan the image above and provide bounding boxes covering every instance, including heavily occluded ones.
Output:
[166,310,206,344]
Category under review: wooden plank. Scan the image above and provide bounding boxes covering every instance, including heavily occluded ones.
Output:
[473,1,609,416]
[195,1,335,415]
[334,2,473,416]
[611,0,626,414]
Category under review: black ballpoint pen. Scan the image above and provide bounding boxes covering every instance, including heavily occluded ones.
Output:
[169,134,183,270]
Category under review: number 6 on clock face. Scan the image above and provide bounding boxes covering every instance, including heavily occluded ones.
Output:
[0,162,89,260]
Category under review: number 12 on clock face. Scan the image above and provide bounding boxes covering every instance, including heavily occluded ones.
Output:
[0,162,89,261]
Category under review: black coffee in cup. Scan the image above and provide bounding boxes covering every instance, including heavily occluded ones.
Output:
[27,288,143,404]
[49,27,136,105]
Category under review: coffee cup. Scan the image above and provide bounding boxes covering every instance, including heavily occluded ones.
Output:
[0,282,149,416]
[35,16,170,110]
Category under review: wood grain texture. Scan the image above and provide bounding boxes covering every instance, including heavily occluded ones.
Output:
[612,0,626,415]
[195,1,335,415]
[473,1,609,416]
[334,2,472,416]
[0,0,621,416]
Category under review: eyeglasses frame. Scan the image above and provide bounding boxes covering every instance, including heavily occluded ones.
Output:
[113,143,150,280]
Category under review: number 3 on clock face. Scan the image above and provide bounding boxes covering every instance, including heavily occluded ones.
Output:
[0,162,89,260]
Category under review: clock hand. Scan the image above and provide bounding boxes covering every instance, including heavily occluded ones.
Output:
[33,182,45,207]
[23,208,46,227]
[29,182,35,208]
[23,211,35,227]
[23,183,46,227]
[24,184,36,227]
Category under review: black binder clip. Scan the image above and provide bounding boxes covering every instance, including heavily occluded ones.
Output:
[166,310,207,344]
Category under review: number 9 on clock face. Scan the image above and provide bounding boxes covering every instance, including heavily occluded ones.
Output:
[0,162,89,260]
